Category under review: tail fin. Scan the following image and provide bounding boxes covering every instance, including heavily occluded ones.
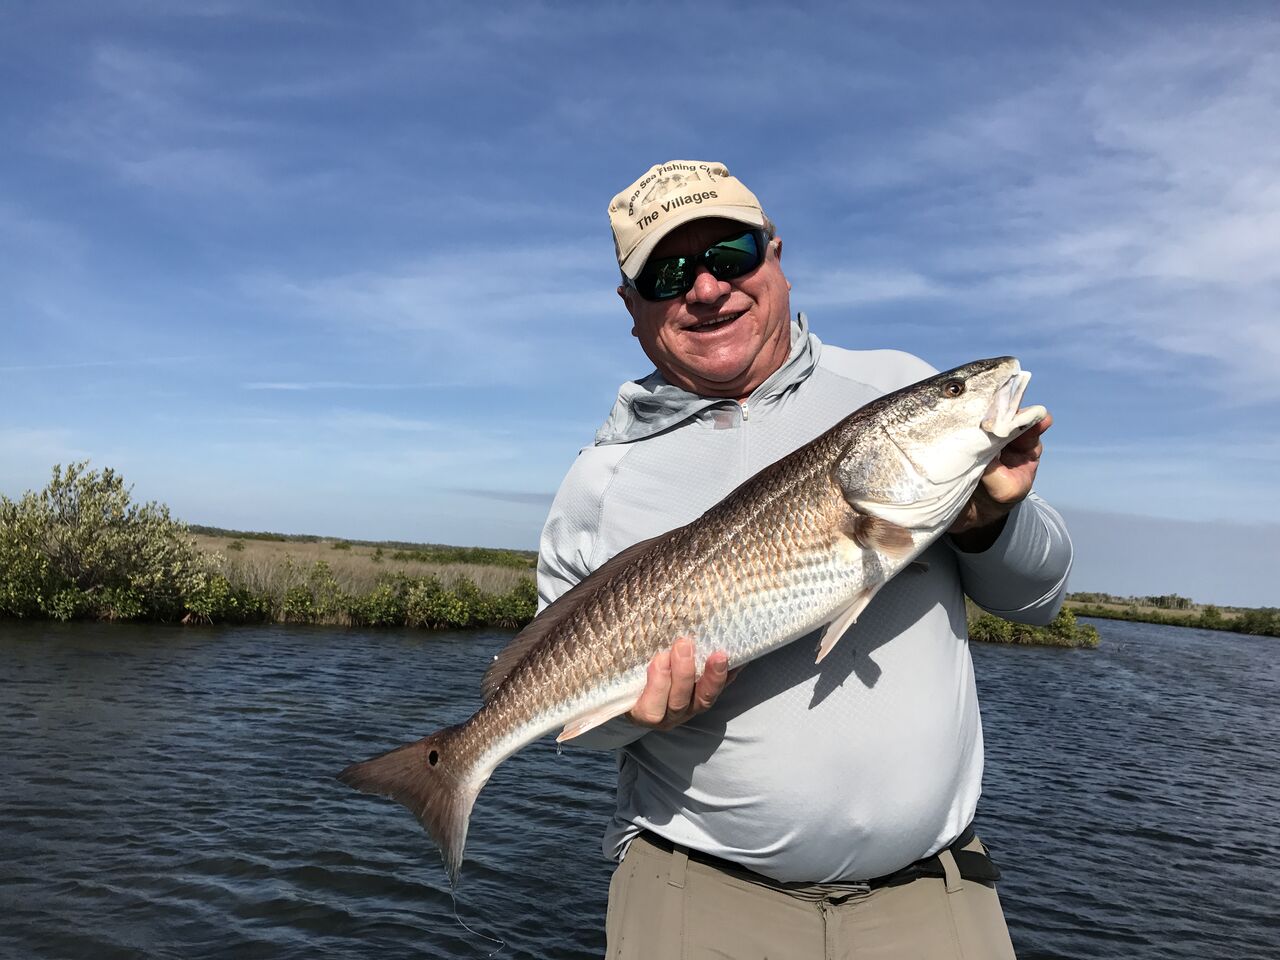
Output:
[337,724,482,886]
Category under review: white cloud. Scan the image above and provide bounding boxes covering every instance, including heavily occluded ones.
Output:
[241,380,432,391]
[790,267,946,308]
[237,238,620,388]
[825,21,1280,404]
[38,43,280,199]
[243,239,608,329]
[0,356,199,374]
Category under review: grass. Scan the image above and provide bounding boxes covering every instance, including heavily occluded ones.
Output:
[193,533,532,598]
[1063,598,1243,621]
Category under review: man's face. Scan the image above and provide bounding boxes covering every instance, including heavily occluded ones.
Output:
[619,217,793,400]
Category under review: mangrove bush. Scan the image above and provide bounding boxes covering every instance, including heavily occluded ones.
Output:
[0,462,208,621]
[967,603,1100,648]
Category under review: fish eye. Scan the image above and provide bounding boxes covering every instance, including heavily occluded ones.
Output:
[942,379,965,398]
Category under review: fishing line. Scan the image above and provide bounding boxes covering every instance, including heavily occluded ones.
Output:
[449,887,506,956]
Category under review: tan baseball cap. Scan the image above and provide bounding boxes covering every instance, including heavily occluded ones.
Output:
[608,160,766,279]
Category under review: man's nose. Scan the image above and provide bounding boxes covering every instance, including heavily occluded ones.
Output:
[684,266,729,304]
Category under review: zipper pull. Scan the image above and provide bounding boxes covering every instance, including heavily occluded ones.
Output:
[740,401,749,421]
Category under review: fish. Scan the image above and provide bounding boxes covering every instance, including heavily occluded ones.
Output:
[337,356,1046,884]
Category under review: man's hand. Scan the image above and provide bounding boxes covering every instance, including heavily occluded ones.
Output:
[628,636,738,730]
[949,412,1053,552]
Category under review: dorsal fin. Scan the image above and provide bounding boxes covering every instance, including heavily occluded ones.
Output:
[480,530,671,701]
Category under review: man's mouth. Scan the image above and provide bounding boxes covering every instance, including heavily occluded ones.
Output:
[685,311,743,333]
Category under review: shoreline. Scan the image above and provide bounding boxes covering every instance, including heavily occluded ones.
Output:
[4,465,1271,642]
[1064,600,1278,639]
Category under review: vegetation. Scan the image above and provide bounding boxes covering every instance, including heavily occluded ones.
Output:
[1070,591,1194,610]
[1066,599,1280,638]
[6,463,1273,644]
[0,462,210,622]
[188,523,537,568]
[967,602,1100,648]
[1062,591,1279,638]
[1,463,536,628]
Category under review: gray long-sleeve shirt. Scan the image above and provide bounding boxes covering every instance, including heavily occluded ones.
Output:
[536,316,1072,882]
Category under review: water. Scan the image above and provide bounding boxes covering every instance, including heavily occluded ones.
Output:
[1,619,1276,960]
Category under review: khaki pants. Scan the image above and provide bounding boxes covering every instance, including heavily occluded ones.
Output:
[605,833,1017,959]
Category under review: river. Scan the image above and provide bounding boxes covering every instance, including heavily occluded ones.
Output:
[1,618,1276,959]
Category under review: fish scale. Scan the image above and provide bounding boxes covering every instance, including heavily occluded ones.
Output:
[338,357,1046,886]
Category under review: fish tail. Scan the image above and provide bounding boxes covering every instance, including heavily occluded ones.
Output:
[337,723,482,886]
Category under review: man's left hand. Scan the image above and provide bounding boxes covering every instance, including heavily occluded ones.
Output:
[949,411,1053,551]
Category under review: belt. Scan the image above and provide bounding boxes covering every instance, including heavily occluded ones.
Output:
[639,825,1001,889]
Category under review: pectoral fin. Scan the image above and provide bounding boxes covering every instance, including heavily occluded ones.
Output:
[556,691,641,743]
[843,513,915,558]
[815,585,882,663]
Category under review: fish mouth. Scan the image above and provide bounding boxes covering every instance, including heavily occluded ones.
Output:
[981,367,1047,438]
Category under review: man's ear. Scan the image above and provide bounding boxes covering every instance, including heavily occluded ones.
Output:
[771,237,791,290]
[618,285,641,338]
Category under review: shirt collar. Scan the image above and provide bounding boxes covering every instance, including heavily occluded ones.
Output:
[593,313,823,446]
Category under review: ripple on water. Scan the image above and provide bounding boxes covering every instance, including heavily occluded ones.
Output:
[1,620,1278,959]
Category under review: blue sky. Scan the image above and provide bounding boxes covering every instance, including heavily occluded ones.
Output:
[2,2,1278,606]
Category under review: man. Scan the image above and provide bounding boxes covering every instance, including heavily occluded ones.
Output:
[537,161,1072,959]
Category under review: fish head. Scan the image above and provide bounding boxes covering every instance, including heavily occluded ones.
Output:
[836,357,1047,530]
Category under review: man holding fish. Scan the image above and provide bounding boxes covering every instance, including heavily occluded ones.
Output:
[537,161,1072,958]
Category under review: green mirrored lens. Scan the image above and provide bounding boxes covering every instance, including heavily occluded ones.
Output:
[704,232,760,280]
[650,257,694,299]
[632,229,763,301]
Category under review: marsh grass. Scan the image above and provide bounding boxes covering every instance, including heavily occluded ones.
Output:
[1064,599,1279,638]
[194,534,528,598]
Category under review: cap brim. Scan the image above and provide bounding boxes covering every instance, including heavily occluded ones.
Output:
[619,205,767,279]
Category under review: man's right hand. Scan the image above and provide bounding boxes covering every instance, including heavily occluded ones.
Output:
[628,636,739,730]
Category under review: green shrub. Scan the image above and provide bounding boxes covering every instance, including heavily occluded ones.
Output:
[183,572,270,624]
[0,462,207,622]
[389,545,535,569]
[307,560,347,621]
[0,512,54,618]
[406,576,468,629]
[1234,607,1278,636]
[282,585,315,624]
[967,603,1099,648]
[97,585,146,621]
[968,612,1013,644]
[489,577,537,627]
[47,586,93,621]
[348,579,408,627]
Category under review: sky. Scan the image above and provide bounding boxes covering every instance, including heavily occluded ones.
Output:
[1,1,1277,607]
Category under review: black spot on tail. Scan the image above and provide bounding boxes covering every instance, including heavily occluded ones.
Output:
[338,723,481,886]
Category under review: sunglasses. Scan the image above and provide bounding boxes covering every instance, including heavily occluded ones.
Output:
[627,229,767,301]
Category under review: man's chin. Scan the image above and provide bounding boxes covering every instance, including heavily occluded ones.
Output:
[677,362,757,399]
